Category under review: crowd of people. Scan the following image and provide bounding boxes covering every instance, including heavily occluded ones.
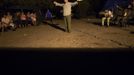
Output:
[101,0,134,27]
[0,11,37,32]
[0,0,134,33]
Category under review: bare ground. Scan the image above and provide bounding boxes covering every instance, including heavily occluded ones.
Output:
[0,19,134,48]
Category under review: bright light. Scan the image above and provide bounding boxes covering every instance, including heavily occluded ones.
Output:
[77,0,83,2]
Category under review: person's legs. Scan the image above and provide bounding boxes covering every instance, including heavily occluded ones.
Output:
[1,24,5,32]
[0,26,1,32]
[64,16,68,32]
[22,20,27,27]
[121,17,125,27]
[4,24,8,31]
[107,17,111,26]
[22,20,24,27]
[24,20,27,27]
[50,18,54,25]
[17,20,21,28]
[0,25,3,32]
[116,17,122,26]
[20,20,23,28]
[14,20,19,28]
[102,17,106,26]
[111,16,116,24]
[66,15,71,32]
[33,19,37,26]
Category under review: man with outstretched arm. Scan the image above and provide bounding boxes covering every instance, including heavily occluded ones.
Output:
[53,0,82,33]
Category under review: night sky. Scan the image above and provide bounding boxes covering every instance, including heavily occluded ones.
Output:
[104,0,131,10]
[0,0,131,17]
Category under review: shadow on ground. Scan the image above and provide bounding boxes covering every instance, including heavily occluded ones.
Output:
[43,21,65,32]
[130,31,134,34]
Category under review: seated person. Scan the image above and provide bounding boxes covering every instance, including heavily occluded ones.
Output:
[7,12,16,30]
[20,12,27,27]
[111,5,124,25]
[1,14,10,31]
[9,20,16,31]
[127,2,134,23]
[13,12,21,28]
[7,12,12,22]
[120,8,131,27]
[30,12,37,25]
[45,9,54,24]
[102,10,113,26]
[26,12,32,26]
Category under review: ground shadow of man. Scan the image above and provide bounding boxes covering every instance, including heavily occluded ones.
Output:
[44,9,65,32]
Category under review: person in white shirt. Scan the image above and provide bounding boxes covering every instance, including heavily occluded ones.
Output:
[30,12,37,26]
[1,15,10,26]
[102,10,113,27]
[53,0,79,33]
[1,14,11,31]
[7,12,13,23]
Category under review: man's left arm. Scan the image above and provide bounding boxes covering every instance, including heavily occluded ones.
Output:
[71,0,81,6]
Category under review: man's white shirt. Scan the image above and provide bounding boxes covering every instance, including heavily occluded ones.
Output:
[54,1,78,16]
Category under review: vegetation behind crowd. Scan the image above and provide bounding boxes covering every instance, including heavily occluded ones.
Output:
[0,0,107,18]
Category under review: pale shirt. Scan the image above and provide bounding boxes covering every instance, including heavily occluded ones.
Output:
[31,14,36,21]
[7,15,12,21]
[108,11,113,18]
[104,10,113,18]
[1,17,10,24]
[21,14,26,20]
[54,2,78,16]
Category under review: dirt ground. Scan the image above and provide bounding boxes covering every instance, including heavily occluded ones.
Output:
[0,19,134,48]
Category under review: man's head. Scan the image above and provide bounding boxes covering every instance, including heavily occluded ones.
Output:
[64,0,68,3]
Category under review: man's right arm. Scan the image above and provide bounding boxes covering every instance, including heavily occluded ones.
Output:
[53,1,64,7]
